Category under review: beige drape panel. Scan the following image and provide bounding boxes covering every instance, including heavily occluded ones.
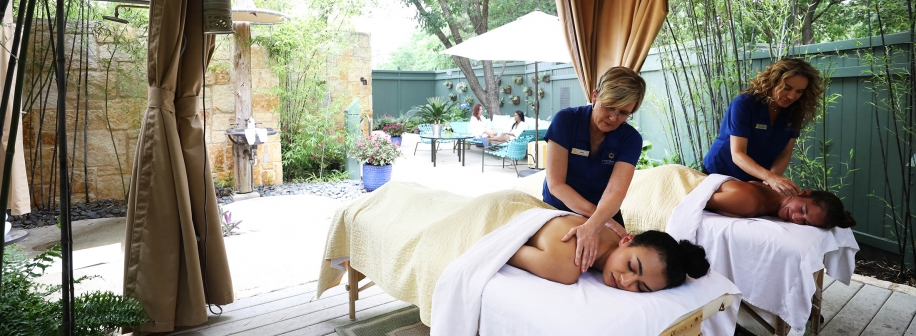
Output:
[557,0,668,100]
[0,4,29,215]
[123,0,233,332]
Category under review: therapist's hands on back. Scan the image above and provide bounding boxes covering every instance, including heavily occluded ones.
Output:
[763,175,800,197]
[561,219,626,273]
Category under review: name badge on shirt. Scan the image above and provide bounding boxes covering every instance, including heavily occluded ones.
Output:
[571,148,590,157]
[756,124,768,130]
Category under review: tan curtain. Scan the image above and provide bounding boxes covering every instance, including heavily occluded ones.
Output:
[123,0,233,332]
[557,0,668,100]
[0,3,29,215]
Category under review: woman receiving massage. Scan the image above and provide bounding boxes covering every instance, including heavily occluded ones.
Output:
[706,178,856,229]
[508,216,710,290]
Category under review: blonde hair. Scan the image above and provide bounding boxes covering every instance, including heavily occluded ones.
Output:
[743,58,824,131]
[595,66,647,113]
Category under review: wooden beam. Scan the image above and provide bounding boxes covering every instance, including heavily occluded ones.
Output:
[232,22,252,193]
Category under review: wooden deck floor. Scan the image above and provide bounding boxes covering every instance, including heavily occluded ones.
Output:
[168,276,916,336]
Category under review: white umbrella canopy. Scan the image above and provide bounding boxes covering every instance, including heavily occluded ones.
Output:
[442,10,570,63]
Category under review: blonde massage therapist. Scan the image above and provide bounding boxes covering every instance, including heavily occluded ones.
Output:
[542,67,646,273]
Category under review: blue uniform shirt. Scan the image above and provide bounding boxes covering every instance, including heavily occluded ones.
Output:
[703,93,800,181]
[541,105,642,213]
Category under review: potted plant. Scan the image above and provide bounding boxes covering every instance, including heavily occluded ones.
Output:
[541,72,550,83]
[443,80,453,89]
[499,98,504,107]
[501,85,512,94]
[522,86,533,96]
[349,134,403,191]
[448,93,457,101]
[530,75,538,85]
[382,122,408,147]
[465,96,475,104]
[513,76,524,85]
[411,96,457,124]
[456,82,468,92]
[538,88,545,98]
[510,95,521,105]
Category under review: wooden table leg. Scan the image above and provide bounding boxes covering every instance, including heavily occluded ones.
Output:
[347,262,359,321]
[811,269,825,334]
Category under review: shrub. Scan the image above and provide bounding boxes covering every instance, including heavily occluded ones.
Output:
[381,123,408,137]
[1,245,149,335]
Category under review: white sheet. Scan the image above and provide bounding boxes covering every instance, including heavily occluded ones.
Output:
[431,208,742,336]
[480,266,740,336]
[666,174,860,333]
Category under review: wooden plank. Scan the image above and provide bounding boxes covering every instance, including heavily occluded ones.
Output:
[281,299,412,336]
[221,282,318,314]
[905,313,916,336]
[175,286,384,335]
[237,291,401,335]
[822,280,865,325]
[862,291,916,336]
[820,284,892,335]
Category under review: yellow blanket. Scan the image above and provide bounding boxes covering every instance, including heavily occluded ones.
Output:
[512,164,707,234]
[316,181,551,325]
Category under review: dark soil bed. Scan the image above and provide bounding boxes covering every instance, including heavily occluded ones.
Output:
[855,259,916,287]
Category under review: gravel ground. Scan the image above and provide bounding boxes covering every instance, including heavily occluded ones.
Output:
[8,181,367,230]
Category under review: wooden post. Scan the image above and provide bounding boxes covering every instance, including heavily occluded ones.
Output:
[232,22,253,193]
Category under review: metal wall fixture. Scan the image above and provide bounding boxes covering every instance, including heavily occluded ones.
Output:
[102,4,148,24]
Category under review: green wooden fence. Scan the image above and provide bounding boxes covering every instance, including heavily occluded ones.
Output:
[371,32,914,262]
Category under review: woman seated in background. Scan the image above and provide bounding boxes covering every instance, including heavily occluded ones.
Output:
[706,179,855,229]
[468,104,490,138]
[482,110,527,144]
[508,215,709,290]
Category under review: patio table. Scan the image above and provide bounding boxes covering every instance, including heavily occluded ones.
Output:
[419,134,474,167]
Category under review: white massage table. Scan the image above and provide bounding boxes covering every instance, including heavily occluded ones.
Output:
[512,168,859,335]
[665,174,860,336]
[316,183,742,336]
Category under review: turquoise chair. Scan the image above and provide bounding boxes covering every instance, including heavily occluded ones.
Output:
[485,134,534,177]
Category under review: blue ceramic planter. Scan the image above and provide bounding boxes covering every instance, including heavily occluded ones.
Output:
[362,164,393,191]
[390,136,402,147]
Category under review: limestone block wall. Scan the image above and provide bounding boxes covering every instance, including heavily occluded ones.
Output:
[22,25,371,207]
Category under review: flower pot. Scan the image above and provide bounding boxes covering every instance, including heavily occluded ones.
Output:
[391,136,402,147]
[432,124,442,137]
[362,164,393,192]
[502,87,512,94]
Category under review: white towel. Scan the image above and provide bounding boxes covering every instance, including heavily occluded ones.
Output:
[430,208,571,335]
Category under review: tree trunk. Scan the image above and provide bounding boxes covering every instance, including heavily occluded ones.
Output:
[232,22,252,193]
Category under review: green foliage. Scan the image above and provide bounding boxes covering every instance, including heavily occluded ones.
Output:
[374,114,396,131]
[348,135,403,166]
[252,0,364,182]
[1,245,148,336]
[214,172,234,189]
[410,97,458,124]
[378,30,456,70]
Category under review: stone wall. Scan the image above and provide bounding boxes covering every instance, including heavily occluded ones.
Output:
[22,23,372,207]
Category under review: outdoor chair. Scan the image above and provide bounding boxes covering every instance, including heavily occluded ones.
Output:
[484,134,534,177]
[413,123,454,156]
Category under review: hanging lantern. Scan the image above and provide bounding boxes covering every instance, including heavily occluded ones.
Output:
[203,0,235,34]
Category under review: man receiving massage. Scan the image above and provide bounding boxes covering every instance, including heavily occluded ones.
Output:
[706,179,856,229]
[508,216,710,291]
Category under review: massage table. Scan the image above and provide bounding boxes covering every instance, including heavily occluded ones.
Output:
[316,181,741,335]
[513,165,859,335]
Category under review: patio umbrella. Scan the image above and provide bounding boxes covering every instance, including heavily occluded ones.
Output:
[557,0,668,97]
[123,0,234,332]
[442,10,569,171]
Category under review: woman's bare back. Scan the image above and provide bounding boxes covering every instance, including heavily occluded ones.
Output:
[508,215,619,284]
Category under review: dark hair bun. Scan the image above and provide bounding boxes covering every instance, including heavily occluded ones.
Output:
[678,240,710,279]
[838,211,856,229]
